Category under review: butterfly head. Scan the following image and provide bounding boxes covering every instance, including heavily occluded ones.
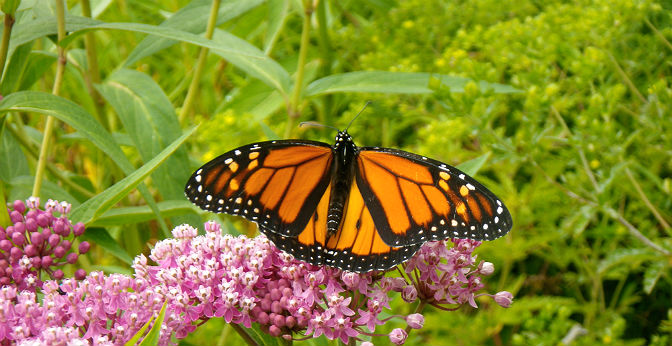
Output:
[334,130,357,150]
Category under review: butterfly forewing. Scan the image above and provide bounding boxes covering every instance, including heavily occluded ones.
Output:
[184,140,333,236]
[355,148,513,247]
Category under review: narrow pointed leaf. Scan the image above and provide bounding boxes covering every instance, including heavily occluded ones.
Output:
[69,127,196,225]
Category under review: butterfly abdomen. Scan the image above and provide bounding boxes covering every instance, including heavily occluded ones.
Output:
[326,132,359,236]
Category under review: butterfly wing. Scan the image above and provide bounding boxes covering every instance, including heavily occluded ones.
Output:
[263,180,421,272]
[356,148,513,247]
[184,140,333,236]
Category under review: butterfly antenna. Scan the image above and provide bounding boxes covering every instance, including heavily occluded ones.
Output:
[299,121,339,132]
[345,101,372,131]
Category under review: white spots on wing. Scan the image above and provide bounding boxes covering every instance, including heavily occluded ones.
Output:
[458,174,465,180]
[234,150,242,156]
[224,158,233,164]
[497,206,503,215]
[195,175,202,183]
[466,183,475,190]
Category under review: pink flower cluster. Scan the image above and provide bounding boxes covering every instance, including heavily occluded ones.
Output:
[0,198,89,291]
[1,199,513,345]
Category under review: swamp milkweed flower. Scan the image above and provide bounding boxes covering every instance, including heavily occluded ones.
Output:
[1,201,512,345]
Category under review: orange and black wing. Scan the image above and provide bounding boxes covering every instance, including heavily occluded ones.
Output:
[355,148,513,247]
[184,140,333,236]
[264,180,421,272]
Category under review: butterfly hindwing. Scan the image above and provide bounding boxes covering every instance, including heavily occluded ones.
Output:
[185,140,333,236]
[356,148,513,247]
[263,181,421,272]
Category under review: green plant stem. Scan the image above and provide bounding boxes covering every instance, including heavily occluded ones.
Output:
[0,12,15,82]
[33,0,67,198]
[285,0,313,138]
[404,300,427,333]
[178,0,221,124]
[229,323,259,346]
[551,107,599,192]
[315,0,333,125]
[6,122,95,198]
[607,51,647,104]
[531,159,671,256]
[644,18,672,52]
[80,0,107,128]
[624,166,671,232]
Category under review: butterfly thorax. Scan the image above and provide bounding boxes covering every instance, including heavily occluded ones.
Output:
[326,131,358,236]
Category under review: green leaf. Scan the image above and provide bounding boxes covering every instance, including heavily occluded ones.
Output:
[211,29,291,94]
[8,176,79,207]
[456,152,492,176]
[643,260,666,294]
[97,69,191,199]
[305,71,433,95]
[90,200,196,227]
[0,91,130,174]
[137,301,168,346]
[81,227,133,264]
[304,71,520,96]
[60,20,265,58]
[0,91,168,234]
[10,15,265,61]
[125,0,265,66]
[68,126,196,226]
[1,41,33,94]
[263,0,290,54]
[0,123,29,182]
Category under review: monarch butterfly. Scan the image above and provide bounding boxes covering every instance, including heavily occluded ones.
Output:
[185,130,512,272]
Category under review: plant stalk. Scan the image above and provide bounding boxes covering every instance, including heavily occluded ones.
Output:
[178,0,221,124]
[33,0,67,197]
[285,0,314,138]
[80,0,107,127]
[0,12,15,83]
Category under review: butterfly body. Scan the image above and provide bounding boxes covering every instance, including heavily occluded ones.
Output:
[185,130,512,272]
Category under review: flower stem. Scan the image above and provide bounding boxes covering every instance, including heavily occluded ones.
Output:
[33,0,67,198]
[229,323,260,346]
[285,0,313,138]
[80,0,107,128]
[0,12,15,82]
[178,0,221,124]
[6,122,95,198]
[404,300,426,333]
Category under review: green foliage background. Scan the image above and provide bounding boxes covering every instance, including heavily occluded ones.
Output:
[0,0,671,345]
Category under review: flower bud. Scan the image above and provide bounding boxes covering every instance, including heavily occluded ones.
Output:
[66,253,78,264]
[53,269,64,280]
[37,213,50,227]
[13,222,25,235]
[13,200,26,214]
[389,328,408,345]
[53,246,66,258]
[25,218,38,232]
[48,234,60,247]
[479,261,495,276]
[79,241,91,254]
[11,232,25,246]
[0,240,12,251]
[494,291,513,308]
[402,285,417,303]
[30,232,43,245]
[9,211,23,223]
[24,244,38,257]
[41,256,53,267]
[74,269,87,280]
[73,222,85,236]
[406,313,424,329]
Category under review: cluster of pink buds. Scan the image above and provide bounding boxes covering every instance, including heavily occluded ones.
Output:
[0,198,89,291]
